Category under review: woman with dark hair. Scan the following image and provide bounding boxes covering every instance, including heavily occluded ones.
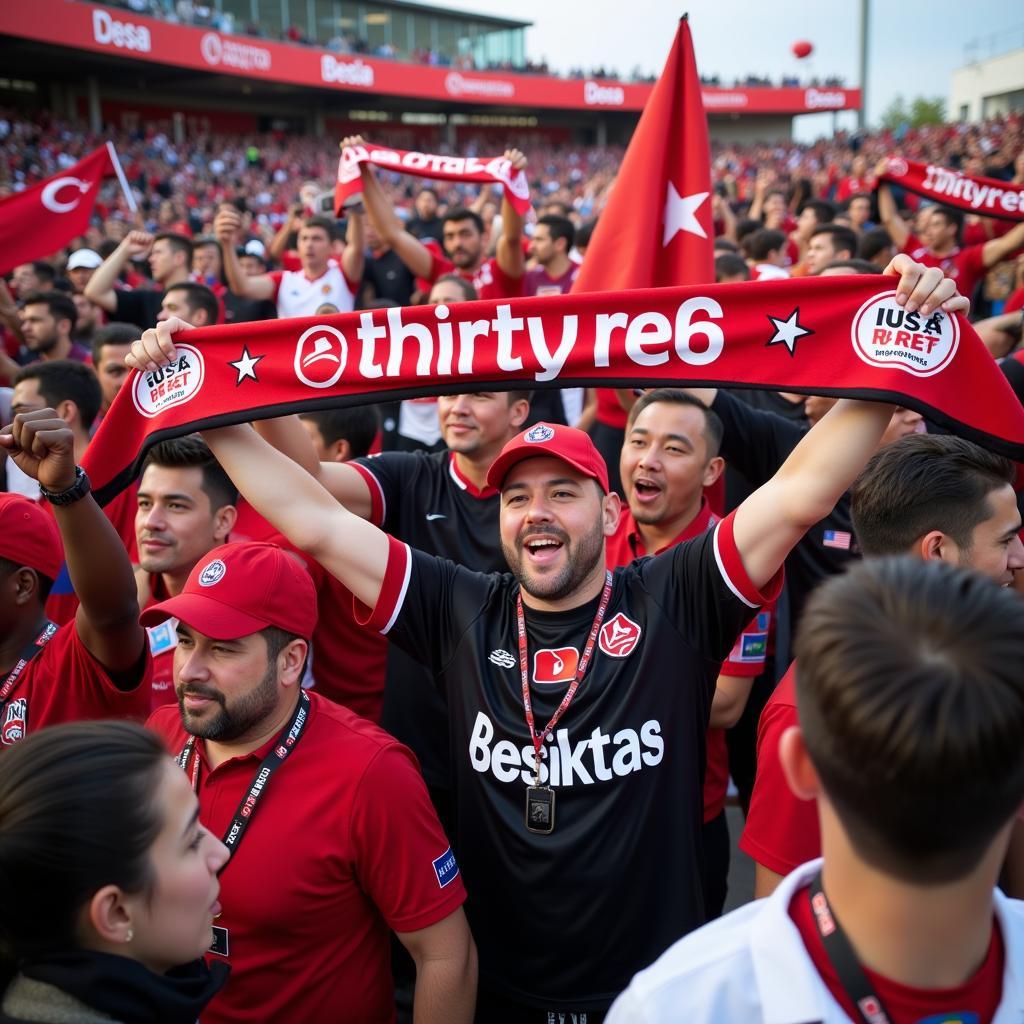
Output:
[0,720,230,1023]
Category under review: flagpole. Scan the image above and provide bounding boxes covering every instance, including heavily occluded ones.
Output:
[105,141,138,214]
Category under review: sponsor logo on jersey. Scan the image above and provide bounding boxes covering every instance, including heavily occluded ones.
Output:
[1,698,28,745]
[488,649,516,669]
[294,325,347,388]
[469,711,664,786]
[425,513,447,521]
[432,847,460,888]
[198,559,227,587]
[599,613,642,658]
[525,424,556,443]
[851,292,959,378]
[533,647,579,685]
[132,345,205,418]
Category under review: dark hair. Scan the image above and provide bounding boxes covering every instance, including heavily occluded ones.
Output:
[744,228,787,261]
[262,625,306,662]
[810,223,857,259]
[857,227,894,264]
[20,291,77,332]
[0,556,53,603]
[540,199,572,218]
[852,434,1015,556]
[821,258,881,275]
[713,238,739,254]
[14,360,101,431]
[0,721,166,973]
[930,205,965,246]
[799,198,837,225]
[535,215,575,250]
[795,557,1024,883]
[627,388,724,459]
[734,218,761,244]
[299,405,379,459]
[91,321,139,364]
[20,261,56,284]
[142,434,238,509]
[300,216,337,241]
[152,232,193,263]
[415,186,438,201]
[192,236,220,251]
[164,282,219,327]
[843,192,872,209]
[574,219,597,250]
[443,207,484,234]
[714,253,751,282]
[431,274,477,302]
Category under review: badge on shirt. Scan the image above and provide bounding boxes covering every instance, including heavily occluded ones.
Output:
[209,925,230,957]
[533,648,579,685]
[599,613,642,658]
[432,847,460,888]
[147,620,178,657]
[1,698,27,745]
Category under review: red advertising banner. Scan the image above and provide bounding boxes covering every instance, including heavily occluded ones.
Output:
[0,1,861,115]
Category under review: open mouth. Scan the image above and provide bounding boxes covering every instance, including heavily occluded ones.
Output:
[632,478,663,502]
[523,535,565,566]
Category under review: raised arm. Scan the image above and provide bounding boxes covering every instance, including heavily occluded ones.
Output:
[84,230,154,313]
[494,148,528,280]
[981,220,1024,270]
[202,422,388,609]
[340,208,366,284]
[214,208,276,300]
[874,163,909,250]
[730,256,967,589]
[0,411,145,677]
[125,321,377,521]
[345,136,435,281]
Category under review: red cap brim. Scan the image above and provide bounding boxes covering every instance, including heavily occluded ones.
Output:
[140,593,272,640]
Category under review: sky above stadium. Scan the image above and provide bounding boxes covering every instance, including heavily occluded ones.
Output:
[438,0,1021,137]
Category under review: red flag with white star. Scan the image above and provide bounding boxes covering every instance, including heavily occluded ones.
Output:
[572,16,712,292]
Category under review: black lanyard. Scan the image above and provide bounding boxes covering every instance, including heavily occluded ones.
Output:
[177,690,310,861]
[0,621,58,707]
[808,871,893,1024]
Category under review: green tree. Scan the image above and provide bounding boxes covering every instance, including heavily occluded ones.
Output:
[880,94,946,131]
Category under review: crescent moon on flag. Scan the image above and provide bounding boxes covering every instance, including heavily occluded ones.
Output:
[41,177,89,213]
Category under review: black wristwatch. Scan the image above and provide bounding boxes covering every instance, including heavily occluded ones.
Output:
[39,466,91,506]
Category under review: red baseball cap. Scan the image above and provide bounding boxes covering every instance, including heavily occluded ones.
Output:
[0,494,63,581]
[486,422,610,493]
[140,541,318,640]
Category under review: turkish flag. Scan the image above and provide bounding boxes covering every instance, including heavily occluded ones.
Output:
[0,146,115,275]
[573,17,712,292]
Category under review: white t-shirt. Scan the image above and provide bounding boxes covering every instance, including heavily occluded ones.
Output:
[270,265,357,319]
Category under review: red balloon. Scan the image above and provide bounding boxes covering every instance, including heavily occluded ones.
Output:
[792,40,813,59]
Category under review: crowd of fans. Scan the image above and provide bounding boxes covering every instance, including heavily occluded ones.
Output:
[1,98,1024,1024]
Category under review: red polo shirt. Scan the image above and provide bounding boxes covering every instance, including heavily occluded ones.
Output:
[605,501,772,822]
[148,693,466,1024]
[1,621,150,745]
[738,662,818,876]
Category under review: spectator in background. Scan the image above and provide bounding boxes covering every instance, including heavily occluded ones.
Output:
[361,218,416,307]
[804,224,858,277]
[405,186,444,242]
[156,282,219,327]
[858,227,896,269]
[714,253,751,283]
[19,291,91,363]
[10,261,56,298]
[65,249,103,294]
[525,215,578,296]
[91,322,138,414]
[86,232,193,330]
[12,360,102,464]
[744,229,790,281]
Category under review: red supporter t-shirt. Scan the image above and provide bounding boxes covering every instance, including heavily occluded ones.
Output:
[605,501,772,822]
[426,250,523,300]
[1005,286,1024,314]
[739,663,819,876]
[148,694,466,1024]
[789,885,1004,1024]
[0,621,150,745]
[232,500,388,721]
[524,263,579,296]
[901,234,988,299]
[595,388,629,429]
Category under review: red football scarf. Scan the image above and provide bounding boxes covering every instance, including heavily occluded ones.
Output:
[83,275,1024,504]
[335,144,531,216]
[879,156,1024,222]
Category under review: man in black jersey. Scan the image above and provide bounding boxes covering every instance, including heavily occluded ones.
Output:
[128,258,966,1023]
[256,390,531,827]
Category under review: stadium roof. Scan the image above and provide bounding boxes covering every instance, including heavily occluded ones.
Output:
[372,0,530,30]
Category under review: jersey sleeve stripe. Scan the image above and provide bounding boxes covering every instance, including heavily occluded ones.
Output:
[349,462,386,526]
[353,536,411,634]
[712,513,785,609]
